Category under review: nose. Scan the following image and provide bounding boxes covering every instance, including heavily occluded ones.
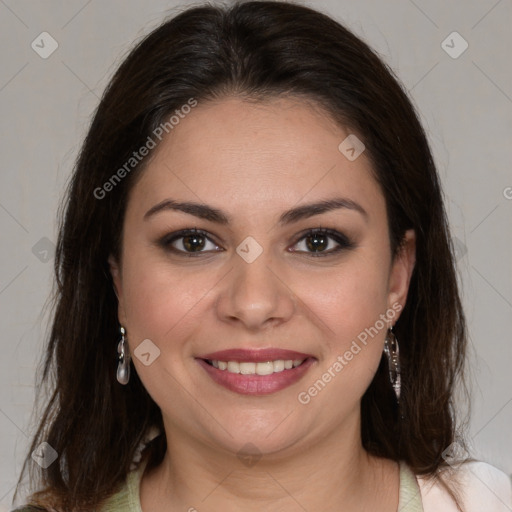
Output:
[215,248,296,331]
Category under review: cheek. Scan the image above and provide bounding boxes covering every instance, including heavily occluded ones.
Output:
[297,267,390,405]
[296,253,391,399]
[120,252,220,351]
[300,255,391,342]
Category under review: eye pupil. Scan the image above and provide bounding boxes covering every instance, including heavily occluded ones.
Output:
[306,233,328,252]
[183,234,206,252]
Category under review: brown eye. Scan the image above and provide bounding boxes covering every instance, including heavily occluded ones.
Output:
[305,232,329,252]
[182,233,207,252]
[291,228,354,256]
[160,228,221,255]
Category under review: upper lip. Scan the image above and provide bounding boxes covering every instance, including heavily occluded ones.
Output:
[198,348,315,362]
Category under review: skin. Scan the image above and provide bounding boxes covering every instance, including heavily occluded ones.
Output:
[109,96,416,511]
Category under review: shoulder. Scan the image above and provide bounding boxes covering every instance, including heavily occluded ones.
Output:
[417,461,512,512]
[12,452,152,512]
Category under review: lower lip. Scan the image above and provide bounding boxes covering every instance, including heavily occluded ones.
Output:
[196,358,316,395]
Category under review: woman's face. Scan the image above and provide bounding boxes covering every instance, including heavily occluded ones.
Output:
[109,96,415,458]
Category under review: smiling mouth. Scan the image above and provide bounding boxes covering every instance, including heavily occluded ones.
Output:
[203,358,306,375]
[197,356,315,395]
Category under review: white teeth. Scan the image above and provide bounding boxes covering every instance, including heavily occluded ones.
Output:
[227,361,240,373]
[208,359,306,375]
[273,360,285,372]
[255,361,274,375]
[239,362,255,374]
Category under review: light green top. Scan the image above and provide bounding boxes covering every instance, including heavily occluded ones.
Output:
[98,458,424,511]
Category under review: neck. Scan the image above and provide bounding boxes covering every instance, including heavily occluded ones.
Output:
[140,412,399,511]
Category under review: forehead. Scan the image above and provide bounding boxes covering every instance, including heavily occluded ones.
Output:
[126,96,385,223]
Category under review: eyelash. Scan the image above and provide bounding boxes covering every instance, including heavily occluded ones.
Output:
[158,227,355,258]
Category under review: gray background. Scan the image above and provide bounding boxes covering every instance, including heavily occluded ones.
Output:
[1,0,511,508]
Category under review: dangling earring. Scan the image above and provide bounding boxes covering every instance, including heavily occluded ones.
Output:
[383,327,401,402]
[117,326,131,385]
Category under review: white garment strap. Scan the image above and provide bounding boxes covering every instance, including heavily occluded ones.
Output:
[399,460,424,511]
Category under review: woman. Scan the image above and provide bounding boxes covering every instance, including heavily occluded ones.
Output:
[12,1,512,511]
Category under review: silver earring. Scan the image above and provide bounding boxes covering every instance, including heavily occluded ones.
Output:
[117,326,131,385]
[383,327,401,402]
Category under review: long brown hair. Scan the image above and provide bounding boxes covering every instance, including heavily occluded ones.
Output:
[14,1,468,510]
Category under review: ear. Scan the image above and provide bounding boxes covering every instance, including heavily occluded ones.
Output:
[108,254,127,325]
[387,229,416,321]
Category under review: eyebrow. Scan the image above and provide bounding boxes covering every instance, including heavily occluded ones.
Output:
[143,197,368,225]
